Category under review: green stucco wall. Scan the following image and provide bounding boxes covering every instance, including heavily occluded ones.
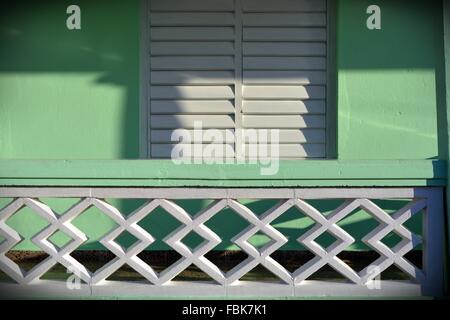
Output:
[0,1,446,252]
[0,0,445,160]
[0,0,140,159]
[337,0,444,160]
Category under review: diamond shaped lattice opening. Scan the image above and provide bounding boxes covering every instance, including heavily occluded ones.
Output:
[38,198,82,217]
[136,203,183,251]
[248,232,272,250]
[381,264,414,281]
[5,251,50,273]
[314,231,340,251]
[71,204,119,251]
[307,265,348,281]
[1,200,54,281]
[47,230,74,251]
[171,264,217,282]
[203,204,251,272]
[180,231,205,252]
[105,264,150,283]
[269,203,316,273]
[41,263,81,282]
[336,205,381,271]
[5,202,51,252]
[238,199,284,217]
[380,231,403,248]
[69,245,117,274]
[136,250,183,274]
[104,198,149,218]
[114,230,141,252]
[240,264,287,283]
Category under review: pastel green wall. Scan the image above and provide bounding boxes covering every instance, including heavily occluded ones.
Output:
[337,0,444,160]
[0,1,445,252]
[0,0,140,159]
[0,0,445,160]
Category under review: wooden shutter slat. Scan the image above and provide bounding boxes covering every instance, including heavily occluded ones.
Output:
[151,57,234,70]
[243,13,326,26]
[150,0,234,12]
[148,0,328,159]
[151,86,235,99]
[152,129,235,143]
[151,100,235,114]
[243,115,326,129]
[151,42,235,56]
[152,144,235,159]
[151,71,235,85]
[152,115,235,129]
[243,71,326,85]
[243,57,326,70]
[243,85,326,100]
[242,100,325,114]
[242,129,326,143]
[243,42,326,56]
[244,27,326,41]
[244,144,325,158]
[151,27,235,41]
[242,0,326,12]
[151,13,235,26]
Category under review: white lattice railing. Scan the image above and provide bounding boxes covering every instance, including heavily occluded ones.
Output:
[0,187,444,297]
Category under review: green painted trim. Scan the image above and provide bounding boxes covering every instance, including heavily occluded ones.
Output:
[326,0,337,158]
[0,159,445,187]
[139,0,150,158]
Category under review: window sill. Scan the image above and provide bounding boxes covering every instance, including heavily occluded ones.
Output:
[0,159,446,187]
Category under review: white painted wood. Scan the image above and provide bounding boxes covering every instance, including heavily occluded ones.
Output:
[151,129,235,143]
[243,86,326,100]
[151,27,235,41]
[244,71,326,85]
[151,144,235,158]
[243,100,326,114]
[150,57,235,70]
[234,0,244,159]
[146,0,330,159]
[151,71,235,85]
[151,86,235,100]
[242,129,326,143]
[244,27,327,41]
[243,13,326,27]
[244,144,326,158]
[150,0,234,12]
[244,57,326,70]
[1,187,432,199]
[148,1,237,160]
[151,115,235,129]
[150,13,235,26]
[151,100,235,114]
[1,187,442,296]
[242,0,326,12]
[243,115,326,128]
[151,41,235,56]
[0,280,423,298]
[243,42,326,56]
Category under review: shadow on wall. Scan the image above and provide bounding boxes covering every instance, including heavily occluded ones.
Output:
[337,0,446,160]
[0,0,139,159]
[0,0,443,251]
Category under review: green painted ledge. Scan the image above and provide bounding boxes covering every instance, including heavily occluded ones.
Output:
[0,159,446,187]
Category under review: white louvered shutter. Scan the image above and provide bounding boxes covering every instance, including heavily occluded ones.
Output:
[148,0,328,159]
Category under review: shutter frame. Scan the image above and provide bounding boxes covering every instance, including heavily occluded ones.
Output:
[145,0,330,159]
